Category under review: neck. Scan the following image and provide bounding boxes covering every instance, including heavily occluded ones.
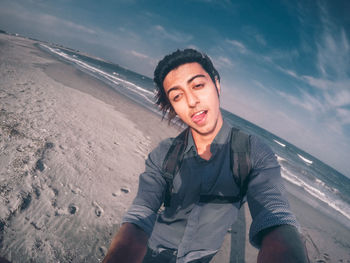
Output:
[191,116,223,160]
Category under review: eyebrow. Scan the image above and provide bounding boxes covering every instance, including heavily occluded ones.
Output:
[166,74,206,96]
[187,74,206,84]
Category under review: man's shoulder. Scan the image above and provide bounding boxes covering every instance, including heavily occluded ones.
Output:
[153,137,175,154]
[224,123,278,170]
[147,136,177,167]
[152,127,189,153]
[248,135,280,171]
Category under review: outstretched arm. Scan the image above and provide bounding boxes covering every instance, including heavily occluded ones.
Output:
[258,225,309,263]
[103,222,149,263]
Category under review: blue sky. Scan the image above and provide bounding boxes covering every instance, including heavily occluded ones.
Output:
[1,0,349,176]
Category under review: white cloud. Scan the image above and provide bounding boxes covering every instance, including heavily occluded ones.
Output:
[252,80,265,89]
[130,50,149,59]
[226,39,247,54]
[40,14,96,35]
[316,31,349,79]
[0,3,96,36]
[275,65,300,79]
[277,87,350,137]
[241,25,267,46]
[213,56,233,69]
[315,4,350,80]
[264,5,350,138]
[336,108,350,124]
[341,28,350,52]
[189,0,236,9]
[151,25,192,43]
[277,90,319,113]
[254,34,267,46]
[324,89,350,108]
[302,76,330,90]
[284,69,298,79]
[186,44,200,50]
[292,3,350,130]
[252,80,273,94]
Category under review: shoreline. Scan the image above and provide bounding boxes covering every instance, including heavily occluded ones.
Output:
[34,43,181,148]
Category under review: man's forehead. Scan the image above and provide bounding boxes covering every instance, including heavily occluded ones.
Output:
[165,62,208,80]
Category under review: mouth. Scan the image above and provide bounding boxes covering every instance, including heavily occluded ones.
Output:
[191,110,208,124]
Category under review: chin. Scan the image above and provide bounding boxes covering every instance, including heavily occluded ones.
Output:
[191,124,216,136]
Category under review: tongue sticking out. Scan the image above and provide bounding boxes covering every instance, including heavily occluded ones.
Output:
[192,111,207,124]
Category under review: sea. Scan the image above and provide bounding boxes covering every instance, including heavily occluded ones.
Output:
[38,43,350,229]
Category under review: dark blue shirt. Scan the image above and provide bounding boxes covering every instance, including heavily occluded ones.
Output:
[122,121,298,262]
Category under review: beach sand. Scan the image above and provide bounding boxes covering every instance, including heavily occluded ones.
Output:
[286,183,350,263]
[0,34,177,262]
[0,34,349,262]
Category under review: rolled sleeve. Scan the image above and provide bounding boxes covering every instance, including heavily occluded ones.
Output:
[122,204,158,236]
[247,136,299,248]
[121,139,172,236]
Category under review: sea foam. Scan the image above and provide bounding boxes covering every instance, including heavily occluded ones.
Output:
[279,161,350,222]
[297,154,313,165]
[273,139,286,147]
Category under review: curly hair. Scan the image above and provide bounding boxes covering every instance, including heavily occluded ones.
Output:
[154,48,220,122]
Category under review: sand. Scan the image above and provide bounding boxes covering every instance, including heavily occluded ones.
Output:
[1,34,349,263]
[0,34,178,262]
[286,184,350,263]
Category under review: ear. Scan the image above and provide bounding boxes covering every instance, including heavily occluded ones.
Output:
[215,77,221,96]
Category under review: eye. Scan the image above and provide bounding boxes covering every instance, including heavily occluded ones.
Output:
[171,93,183,102]
[193,83,204,89]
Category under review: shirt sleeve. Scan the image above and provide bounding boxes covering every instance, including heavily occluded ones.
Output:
[247,135,299,248]
[121,138,172,236]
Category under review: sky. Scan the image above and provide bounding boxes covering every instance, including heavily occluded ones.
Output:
[1,0,349,176]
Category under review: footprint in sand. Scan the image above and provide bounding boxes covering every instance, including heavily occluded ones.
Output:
[99,246,107,257]
[19,192,32,212]
[68,204,78,215]
[68,184,82,195]
[35,159,45,172]
[92,201,103,217]
[112,187,130,197]
[34,141,55,172]
[120,187,130,194]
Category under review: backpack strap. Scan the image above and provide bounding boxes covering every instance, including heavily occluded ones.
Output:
[230,127,251,207]
[162,128,189,207]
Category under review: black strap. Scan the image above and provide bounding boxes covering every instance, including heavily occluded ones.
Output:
[162,128,189,207]
[199,195,241,204]
[230,128,251,207]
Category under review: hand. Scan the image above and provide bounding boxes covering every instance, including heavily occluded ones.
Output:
[257,225,309,263]
[103,223,149,263]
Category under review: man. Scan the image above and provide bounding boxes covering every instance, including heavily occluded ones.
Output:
[103,49,309,263]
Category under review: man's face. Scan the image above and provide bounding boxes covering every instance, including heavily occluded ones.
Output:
[163,62,223,138]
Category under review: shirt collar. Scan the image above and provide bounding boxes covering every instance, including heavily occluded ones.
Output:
[184,120,232,155]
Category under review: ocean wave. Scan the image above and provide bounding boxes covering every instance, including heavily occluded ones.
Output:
[275,154,287,162]
[273,139,286,147]
[40,44,154,104]
[297,154,313,164]
[279,164,350,222]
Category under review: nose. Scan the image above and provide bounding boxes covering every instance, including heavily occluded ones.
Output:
[186,91,199,107]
